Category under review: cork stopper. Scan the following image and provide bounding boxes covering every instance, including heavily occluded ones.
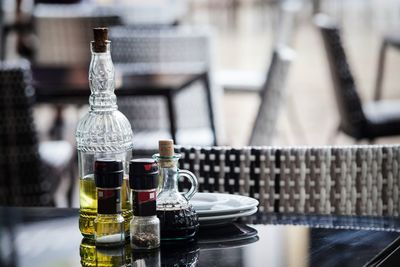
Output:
[159,139,174,157]
[92,27,109,53]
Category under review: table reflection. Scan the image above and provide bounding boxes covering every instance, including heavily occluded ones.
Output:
[79,238,201,267]
[132,249,161,267]
[160,241,199,267]
[198,226,307,267]
[80,238,131,267]
[1,208,399,267]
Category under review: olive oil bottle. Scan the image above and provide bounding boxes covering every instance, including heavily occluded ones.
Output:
[76,28,133,237]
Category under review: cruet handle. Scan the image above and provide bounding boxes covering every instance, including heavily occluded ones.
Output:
[178,170,198,201]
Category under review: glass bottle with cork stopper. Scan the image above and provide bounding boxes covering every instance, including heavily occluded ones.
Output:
[76,27,133,237]
[94,159,125,246]
[153,140,199,241]
[129,159,160,250]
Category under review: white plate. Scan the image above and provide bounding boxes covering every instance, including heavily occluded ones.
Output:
[190,193,259,216]
[198,207,258,226]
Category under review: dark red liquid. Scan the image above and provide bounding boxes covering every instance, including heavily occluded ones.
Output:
[156,206,199,240]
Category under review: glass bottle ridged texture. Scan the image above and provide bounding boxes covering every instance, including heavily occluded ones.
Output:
[76,41,134,237]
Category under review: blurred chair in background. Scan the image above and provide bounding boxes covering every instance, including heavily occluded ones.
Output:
[249,46,294,146]
[110,26,221,149]
[374,34,400,100]
[315,14,400,143]
[0,61,72,206]
[215,1,303,146]
[216,0,300,93]
[0,0,85,61]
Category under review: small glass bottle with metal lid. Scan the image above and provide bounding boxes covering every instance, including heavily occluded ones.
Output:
[94,159,125,246]
[129,159,160,250]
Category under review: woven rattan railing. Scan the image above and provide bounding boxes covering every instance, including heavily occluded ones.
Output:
[177,145,400,216]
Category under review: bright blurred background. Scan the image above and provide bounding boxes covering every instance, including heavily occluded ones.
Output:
[1,0,400,207]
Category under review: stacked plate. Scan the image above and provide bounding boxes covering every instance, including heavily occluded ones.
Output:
[190,193,259,226]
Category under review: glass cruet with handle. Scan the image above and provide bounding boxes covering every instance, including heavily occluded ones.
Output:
[153,139,199,241]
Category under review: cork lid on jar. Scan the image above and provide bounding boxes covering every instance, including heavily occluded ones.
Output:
[92,27,109,53]
[158,139,174,157]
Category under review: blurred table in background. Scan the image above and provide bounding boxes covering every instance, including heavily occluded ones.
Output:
[32,66,217,146]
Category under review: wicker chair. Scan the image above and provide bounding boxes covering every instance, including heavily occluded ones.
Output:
[374,34,400,101]
[249,46,294,146]
[110,26,218,149]
[315,14,400,142]
[177,145,400,217]
[0,61,73,206]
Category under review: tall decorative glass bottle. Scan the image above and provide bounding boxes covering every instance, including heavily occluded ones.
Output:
[76,28,133,237]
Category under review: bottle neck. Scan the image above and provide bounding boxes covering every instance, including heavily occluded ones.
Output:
[161,166,178,192]
[89,42,117,111]
[154,155,181,193]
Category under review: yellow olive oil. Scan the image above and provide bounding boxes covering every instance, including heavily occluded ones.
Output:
[80,238,96,267]
[80,238,131,267]
[79,175,132,237]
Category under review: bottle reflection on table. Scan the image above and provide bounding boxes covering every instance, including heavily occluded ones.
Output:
[131,241,199,267]
[80,238,200,267]
[160,240,200,267]
[131,249,161,267]
[80,238,131,267]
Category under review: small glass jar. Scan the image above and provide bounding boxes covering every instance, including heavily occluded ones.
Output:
[94,214,125,246]
[94,159,125,247]
[130,216,160,250]
[129,159,160,250]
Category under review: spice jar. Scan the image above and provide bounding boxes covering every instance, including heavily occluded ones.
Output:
[129,159,160,250]
[94,159,125,246]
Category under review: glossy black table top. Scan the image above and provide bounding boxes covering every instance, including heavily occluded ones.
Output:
[1,208,400,267]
